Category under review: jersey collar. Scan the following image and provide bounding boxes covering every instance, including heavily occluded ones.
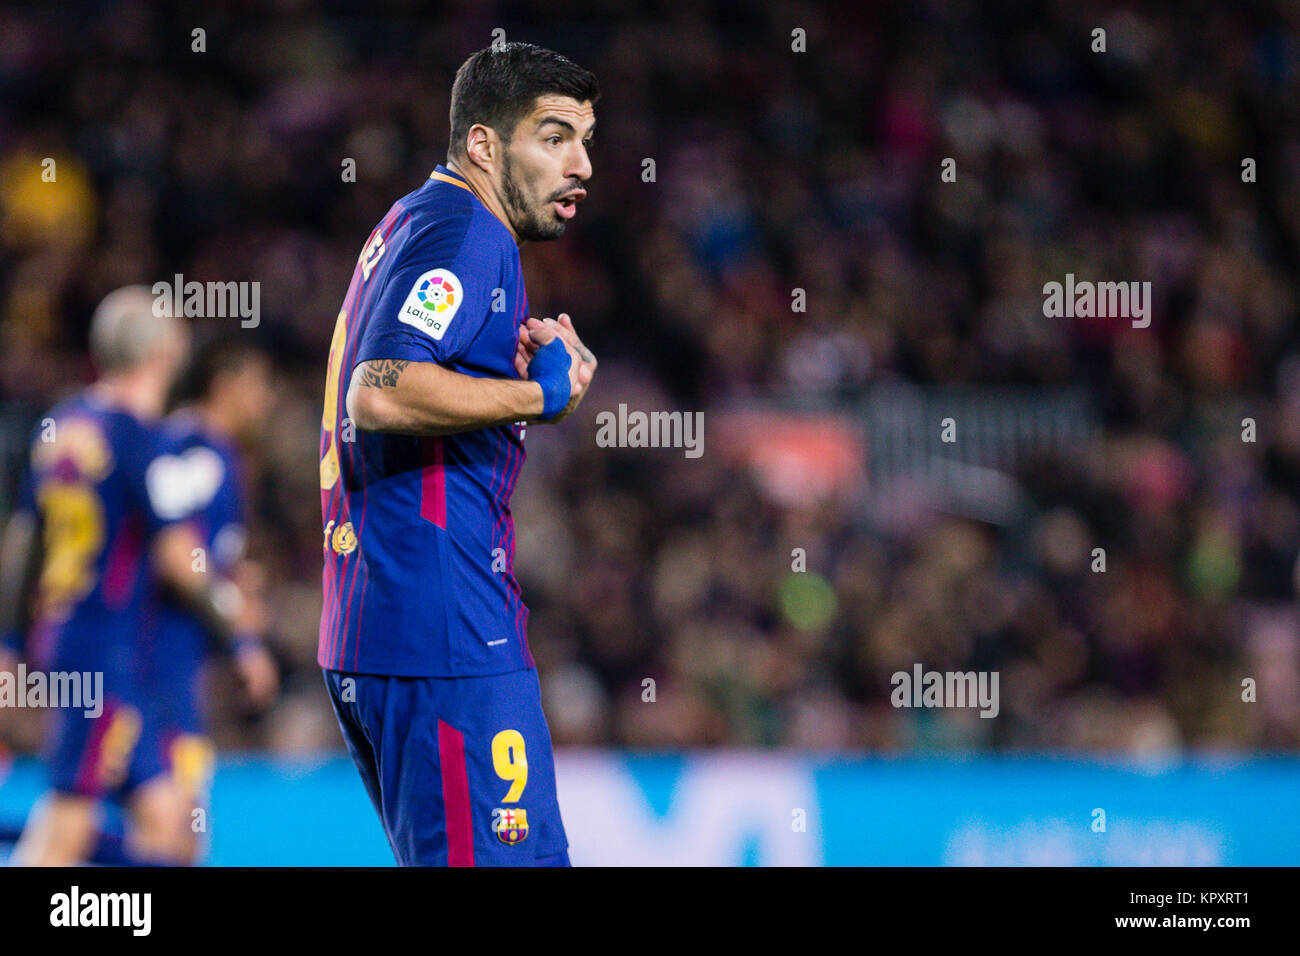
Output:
[429,164,471,192]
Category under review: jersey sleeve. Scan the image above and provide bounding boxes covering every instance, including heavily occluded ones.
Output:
[132,429,203,537]
[352,228,502,368]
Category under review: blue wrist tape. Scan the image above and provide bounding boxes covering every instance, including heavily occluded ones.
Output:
[528,337,573,420]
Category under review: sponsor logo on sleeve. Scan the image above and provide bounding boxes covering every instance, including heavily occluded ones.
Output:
[398,269,462,340]
[145,447,225,520]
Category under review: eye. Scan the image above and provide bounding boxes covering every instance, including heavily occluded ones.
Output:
[582,139,593,149]
[547,135,562,146]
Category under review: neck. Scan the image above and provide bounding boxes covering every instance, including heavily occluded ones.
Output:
[194,399,235,440]
[445,157,522,246]
[90,372,165,420]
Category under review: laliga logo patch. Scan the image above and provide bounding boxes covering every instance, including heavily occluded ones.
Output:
[398,268,461,341]
[491,807,529,845]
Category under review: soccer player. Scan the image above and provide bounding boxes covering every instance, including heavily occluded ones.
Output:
[319,43,599,866]
[0,287,267,866]
[136,335,279,864]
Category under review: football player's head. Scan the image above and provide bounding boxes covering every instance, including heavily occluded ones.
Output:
[89,284,190,388]
[449,42,598,241]
[177,334,274,440]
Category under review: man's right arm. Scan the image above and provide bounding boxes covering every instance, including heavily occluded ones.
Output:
[346,322,590,437]
[346,359,547,437]
[152,523,278,705]
[153,523,257,651]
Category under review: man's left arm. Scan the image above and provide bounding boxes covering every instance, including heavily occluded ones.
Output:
[0,509,42,664]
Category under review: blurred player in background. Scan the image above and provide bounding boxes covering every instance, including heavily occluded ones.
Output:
[0,287,268,865]
[137,335,279,864]
[319,43,598,865]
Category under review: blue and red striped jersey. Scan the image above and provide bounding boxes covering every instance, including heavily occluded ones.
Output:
[318,165,534,677]
[14,392,190,676]
[142,411,246,725]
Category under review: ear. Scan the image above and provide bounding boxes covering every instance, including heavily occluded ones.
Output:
[464,124,499,173]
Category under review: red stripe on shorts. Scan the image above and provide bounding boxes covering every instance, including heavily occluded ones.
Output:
[438,719,474,866]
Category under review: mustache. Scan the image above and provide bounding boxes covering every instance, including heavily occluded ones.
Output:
[548,181,588,200]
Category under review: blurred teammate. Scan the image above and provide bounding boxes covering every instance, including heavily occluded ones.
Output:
[0,287,266,866]
[136,336,279,864]
[319,43,598,865]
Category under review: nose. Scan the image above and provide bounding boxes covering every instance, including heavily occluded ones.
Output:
[568,143,592,185]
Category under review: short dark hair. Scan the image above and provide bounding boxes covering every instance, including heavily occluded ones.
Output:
[448,43,599,159]
[173,333,268,406]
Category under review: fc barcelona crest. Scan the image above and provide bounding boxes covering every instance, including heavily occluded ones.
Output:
[492,807,529,845]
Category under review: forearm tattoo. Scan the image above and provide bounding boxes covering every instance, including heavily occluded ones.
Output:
[358,359,410,389]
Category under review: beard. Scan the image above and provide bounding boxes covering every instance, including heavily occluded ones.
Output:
[501,150,568,242]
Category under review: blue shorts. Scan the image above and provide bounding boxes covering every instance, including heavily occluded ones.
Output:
[323,667,570,867]
[45,695,214,806]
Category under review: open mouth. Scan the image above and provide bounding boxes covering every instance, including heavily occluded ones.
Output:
[552,189,585,219]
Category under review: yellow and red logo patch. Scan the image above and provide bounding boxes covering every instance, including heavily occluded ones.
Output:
[492,807,528,845]
[326,520,357,555]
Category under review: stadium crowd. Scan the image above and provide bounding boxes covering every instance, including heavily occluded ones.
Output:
[1,0,1298,755]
